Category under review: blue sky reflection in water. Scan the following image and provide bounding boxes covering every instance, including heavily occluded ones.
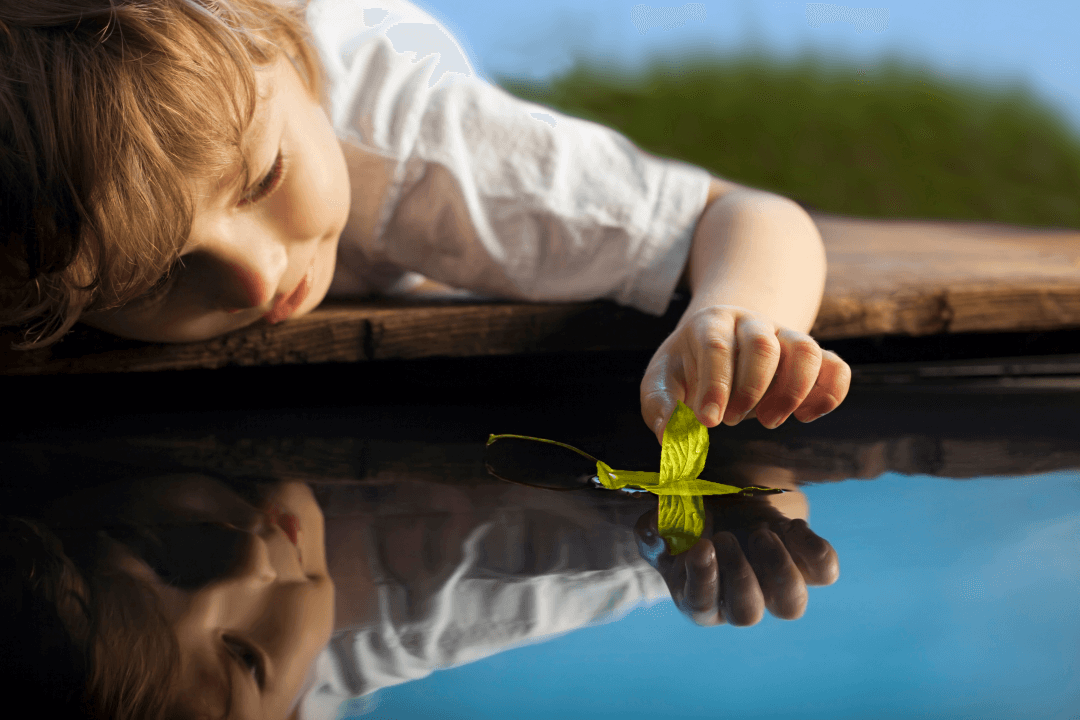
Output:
[369,470,1080,719]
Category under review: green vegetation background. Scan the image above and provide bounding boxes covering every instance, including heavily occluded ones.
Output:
[496,48,1080,230]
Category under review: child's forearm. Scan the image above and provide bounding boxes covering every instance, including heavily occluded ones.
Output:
[682,189,827,334]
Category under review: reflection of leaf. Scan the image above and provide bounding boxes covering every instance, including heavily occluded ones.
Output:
[488,400,783,555]
[658,494,704,556]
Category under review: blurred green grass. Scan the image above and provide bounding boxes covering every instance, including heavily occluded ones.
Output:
[496,48,1080,230]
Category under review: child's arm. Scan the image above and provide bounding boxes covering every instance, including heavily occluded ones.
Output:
[644,180,851,444]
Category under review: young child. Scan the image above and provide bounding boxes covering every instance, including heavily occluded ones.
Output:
[1,0,850,446]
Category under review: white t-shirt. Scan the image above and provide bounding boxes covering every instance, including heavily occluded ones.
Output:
[296,478,671,720]
[308,0,712,316]
[295,2,703,716]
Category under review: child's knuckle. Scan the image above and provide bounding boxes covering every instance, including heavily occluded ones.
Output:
[737,381,769,403]
[790,337,823,361]
[700,332,734,355]
[746,334,780,361]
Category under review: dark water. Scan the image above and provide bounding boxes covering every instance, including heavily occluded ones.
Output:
[4,350,1079,719]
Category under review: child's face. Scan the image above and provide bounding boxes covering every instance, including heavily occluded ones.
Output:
[51,476,335,720]
[156,479,334,720]
[80,54,350,342]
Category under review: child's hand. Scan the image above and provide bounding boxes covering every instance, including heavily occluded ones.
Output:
[633,493,839,626]
[640,305,851,444]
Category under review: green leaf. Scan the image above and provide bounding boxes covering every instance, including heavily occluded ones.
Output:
[660,400,710,489]
[654,401,710,554]
[489,401,784,557]
[658,493,705,556]
[649,478,745,496]
[596,460,662,490]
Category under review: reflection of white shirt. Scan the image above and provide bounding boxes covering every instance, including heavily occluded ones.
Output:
[308,0,712,316]
[298,486,670,720]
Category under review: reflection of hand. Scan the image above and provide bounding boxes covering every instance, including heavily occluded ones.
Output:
[633,493,838,626]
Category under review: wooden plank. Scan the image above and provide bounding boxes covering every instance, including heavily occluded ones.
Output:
[0,294,691,375]
[812,211,1080,337]
[3,211,1080,375]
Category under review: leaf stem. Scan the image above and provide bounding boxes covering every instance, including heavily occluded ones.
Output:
[486,433,600,463]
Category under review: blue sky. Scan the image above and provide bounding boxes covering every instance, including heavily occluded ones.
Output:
[365,469,1080,719]
[409,0,1080,139]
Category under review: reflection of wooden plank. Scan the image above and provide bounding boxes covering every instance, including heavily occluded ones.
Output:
[3,211,1080,375]
[724,437,1080,482]
[848,353,1080,389]
[5,379,1078,494]
[7,421,1077,494]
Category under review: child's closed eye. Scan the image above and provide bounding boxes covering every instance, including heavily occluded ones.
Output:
[238,150,288,207]
[117,151,289,311]
[224,635,265,689]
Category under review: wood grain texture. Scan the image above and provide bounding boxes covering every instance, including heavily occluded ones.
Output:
[812,211,1080,337]
[0,295,689,375]
[4,211,1080,375]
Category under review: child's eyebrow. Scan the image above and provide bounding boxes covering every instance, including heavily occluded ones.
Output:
[207,85,277,203]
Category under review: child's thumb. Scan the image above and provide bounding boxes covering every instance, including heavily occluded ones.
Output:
[653,409,671,446]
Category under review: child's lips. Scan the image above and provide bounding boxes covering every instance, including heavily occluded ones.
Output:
[267,504,303,564]
[264,261,314,324]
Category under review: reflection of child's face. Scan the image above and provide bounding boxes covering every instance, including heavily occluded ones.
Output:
[47,476,334,720]
[141,480,333,720]
[80,54,350,343]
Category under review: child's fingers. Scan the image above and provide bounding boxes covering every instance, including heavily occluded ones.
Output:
[793,349,852,423]
[754,328,823,429]
[746,525,808,620]
[634,510,725,626]
[682,538,724,626]
[713,531,765,626]
[779,519,840,586]
[721,318,781,426]
[688,308,738,426]
[639,343,687,444]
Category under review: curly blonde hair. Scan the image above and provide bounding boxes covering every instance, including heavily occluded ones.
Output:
[0,0,325,350]
[0,464,285,720]
[1,514,182,720]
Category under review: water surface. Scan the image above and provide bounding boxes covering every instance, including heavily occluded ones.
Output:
[5,352,1079,719]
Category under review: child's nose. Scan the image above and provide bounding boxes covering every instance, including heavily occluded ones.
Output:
[211,249,289,313]
[222,260,272,311]
[192,230,290,311]
[244,520,280,584]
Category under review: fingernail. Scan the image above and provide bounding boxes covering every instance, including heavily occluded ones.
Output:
[702,403,720,425]
[767,412,791,430]
[750,528,775,551]
[803,410,832,423]
[714,532,737,551]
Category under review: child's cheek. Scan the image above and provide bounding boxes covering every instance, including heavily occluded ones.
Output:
[276,109,351,241]
[273,169,331,239]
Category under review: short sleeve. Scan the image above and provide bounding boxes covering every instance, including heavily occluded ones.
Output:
[307,0,712,316]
